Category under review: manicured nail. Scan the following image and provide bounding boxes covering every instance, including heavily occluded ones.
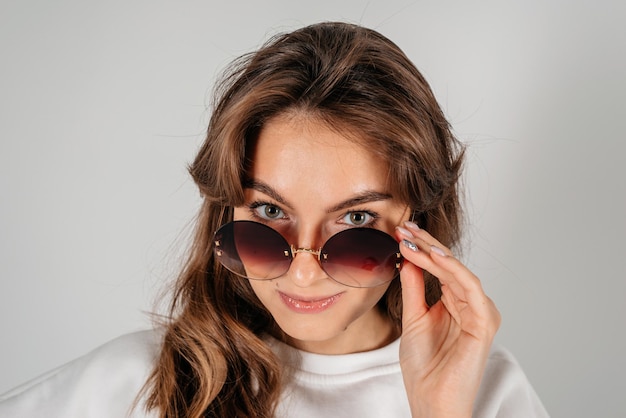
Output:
[404,221,420,232]
[430,245,446,257]
[396,226,413,239]
[402,239,418,252]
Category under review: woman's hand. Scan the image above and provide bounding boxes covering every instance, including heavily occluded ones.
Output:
[395,222,501,418]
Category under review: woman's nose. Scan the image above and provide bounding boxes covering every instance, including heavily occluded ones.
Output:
[287,249,327,287]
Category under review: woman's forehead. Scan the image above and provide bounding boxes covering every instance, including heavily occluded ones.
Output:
[239,116,413,224]
[249,116,389,187]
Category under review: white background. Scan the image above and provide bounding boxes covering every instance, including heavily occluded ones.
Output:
[1,1,624,417]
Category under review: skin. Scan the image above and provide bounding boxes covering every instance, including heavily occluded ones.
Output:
[234,113,501,416]
[234,113,407,354]
[396,224,501,417]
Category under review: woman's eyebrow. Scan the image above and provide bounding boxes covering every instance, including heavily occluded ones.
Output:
[242,179,293,209]
[326,191,392,213]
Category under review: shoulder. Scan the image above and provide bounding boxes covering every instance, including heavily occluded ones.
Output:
[80,328,163,375]
[474,344,550,418]
[0,329,163,418]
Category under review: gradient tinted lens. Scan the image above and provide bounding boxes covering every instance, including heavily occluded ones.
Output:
[214,221,401,287]
[214,221,292,279]
[320,228,401,287]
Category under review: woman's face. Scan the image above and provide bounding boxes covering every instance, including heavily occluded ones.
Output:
[233,114,408,354]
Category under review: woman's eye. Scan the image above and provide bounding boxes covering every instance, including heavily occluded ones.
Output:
[344,211,372,226]
[254,204,284,220]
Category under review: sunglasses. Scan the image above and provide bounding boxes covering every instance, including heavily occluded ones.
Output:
[213,220,402,288]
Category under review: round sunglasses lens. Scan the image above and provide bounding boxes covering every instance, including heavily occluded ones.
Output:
[214,221,292,280]
[320,228,400,287]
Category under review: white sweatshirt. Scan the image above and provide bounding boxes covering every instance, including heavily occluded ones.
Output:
[0,330,549,417]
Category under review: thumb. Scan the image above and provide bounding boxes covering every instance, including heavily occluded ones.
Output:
[400,262,429,322]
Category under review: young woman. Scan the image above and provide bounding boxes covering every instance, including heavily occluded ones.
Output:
[0,22,548,417]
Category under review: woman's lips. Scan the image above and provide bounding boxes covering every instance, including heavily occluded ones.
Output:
[279,292,343,314]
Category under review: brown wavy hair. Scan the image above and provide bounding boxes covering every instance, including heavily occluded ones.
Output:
[142,22,465,417]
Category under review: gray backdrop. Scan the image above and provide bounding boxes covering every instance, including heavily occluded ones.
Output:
[1,1,624,417]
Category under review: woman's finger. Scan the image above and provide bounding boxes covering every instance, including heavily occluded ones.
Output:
[398,224,485,303]
[396,225,499,332]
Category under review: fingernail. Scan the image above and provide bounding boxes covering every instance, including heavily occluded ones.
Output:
[396,226,413,239]
[404,221,420,232]
[430,245,446,257]
[402,239,418,252]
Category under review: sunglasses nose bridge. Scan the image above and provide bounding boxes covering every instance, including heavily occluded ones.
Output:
[290,245,322,261]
